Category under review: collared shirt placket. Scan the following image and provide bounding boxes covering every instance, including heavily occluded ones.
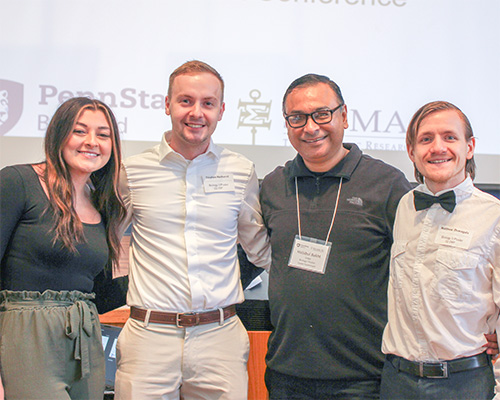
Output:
[413,205,438,360]
[186,158,205,311]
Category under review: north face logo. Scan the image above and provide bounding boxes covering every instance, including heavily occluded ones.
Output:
[0,80,24,136]
[347,196,363,207]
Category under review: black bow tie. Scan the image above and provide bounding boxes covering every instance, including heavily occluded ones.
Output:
[413,190,456,213]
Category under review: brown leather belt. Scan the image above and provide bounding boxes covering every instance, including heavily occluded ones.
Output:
[387,352,490,379]
[129,305,237,327]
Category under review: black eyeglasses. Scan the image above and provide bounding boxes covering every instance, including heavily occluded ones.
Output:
[284,103,344,128]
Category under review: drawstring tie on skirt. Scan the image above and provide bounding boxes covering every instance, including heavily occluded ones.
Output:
[65,299,94,379]
[0,290,96,380]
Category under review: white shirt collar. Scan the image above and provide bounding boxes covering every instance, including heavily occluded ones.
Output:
[158,131,222,163]
[417,176,473,195]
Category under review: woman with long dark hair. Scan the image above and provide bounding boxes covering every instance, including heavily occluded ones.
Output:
[0,97,126,399]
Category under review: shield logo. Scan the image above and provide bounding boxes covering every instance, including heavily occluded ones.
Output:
[0,80,24,136]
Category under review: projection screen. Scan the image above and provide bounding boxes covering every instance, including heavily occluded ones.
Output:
[1,0,499,183]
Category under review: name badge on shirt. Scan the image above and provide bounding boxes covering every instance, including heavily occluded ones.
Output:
[435,225,473,250]
[203,174,235,193]
[288,235,331,274]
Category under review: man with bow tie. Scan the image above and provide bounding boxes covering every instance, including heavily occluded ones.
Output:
[381,101,500,399]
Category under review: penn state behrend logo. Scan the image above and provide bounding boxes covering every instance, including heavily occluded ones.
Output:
[0,80,24,136]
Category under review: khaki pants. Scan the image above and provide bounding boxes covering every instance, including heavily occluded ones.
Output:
[115,315,250,400]
[0,290,105,400]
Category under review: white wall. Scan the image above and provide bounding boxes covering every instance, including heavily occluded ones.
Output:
[1,0,499,183]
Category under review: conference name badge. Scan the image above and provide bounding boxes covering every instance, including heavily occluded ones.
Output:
[288,235,331,274]
[435,225,473,250]
[203,174,235,193]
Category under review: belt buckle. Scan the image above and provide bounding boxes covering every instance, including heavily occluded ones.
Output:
[421,361,448,379]
[176,312,199,328]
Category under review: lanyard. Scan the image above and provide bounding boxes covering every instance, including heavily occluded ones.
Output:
[295,176,343,244]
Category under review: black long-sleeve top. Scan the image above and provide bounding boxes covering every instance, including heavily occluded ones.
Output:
[0,164,108,292]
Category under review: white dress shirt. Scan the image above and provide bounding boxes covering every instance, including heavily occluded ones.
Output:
[382,177,500,388]
[120,132,271,312]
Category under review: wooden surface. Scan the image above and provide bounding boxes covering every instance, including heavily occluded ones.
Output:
[99,309,270,399]
[247,330,270,400]
[100,307,129,327]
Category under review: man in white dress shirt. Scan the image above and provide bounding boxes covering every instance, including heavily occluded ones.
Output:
[381,101,500,399]
[114,60,271,400]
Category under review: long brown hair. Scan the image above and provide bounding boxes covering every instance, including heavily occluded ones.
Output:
[43,97,126,271]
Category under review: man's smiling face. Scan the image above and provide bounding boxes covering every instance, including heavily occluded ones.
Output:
[165,72,225,160]
[284,83,348,172]
[408,109,475,193]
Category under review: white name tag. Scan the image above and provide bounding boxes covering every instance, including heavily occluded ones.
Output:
[203,174,235,193]
[435,225,473,250]
[288,235,331,274]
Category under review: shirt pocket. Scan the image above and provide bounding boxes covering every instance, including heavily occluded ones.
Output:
[390,241,407,289]
[433,248,480,306]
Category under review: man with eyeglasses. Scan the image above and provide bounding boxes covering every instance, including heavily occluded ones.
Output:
[259,74,413,398]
